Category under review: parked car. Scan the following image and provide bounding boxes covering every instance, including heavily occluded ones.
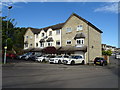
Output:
[22,52,34,60]
[49,55,70,64]
[36,55,51,62]
[94,57,107,66]
[9,54,16,59]
[115,53,120,59]
[6,53,17,59]
[17,53,28,59]
[29,54,42,61]
[63,55,85,65]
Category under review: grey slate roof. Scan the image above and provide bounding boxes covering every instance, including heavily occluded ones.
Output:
[74,33,86,39]
[46,37,54,42]
[59,45,87,52]
[27,13,103,34]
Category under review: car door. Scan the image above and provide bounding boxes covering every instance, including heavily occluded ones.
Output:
[76,56,83,64]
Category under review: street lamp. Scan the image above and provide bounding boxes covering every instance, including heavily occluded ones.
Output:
[4,6,12,64]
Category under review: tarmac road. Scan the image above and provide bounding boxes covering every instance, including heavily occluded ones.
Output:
[2,56,119,88]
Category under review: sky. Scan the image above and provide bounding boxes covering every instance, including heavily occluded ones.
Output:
[1,2,119,48]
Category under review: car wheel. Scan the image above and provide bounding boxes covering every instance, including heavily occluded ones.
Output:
[42,59,45,62]
[71,61,75,65]
[82,60,85,65]
[101,63,105,66]
[58,60,61,64]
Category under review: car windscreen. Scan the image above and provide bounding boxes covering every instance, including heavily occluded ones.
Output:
[71,56,82,59]
[55,56,62,58]
[50,56,55,58]
[64,56,69,58]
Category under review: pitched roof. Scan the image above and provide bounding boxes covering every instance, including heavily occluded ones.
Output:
[40,23,65,32]
[74,33,86,39]
[28,27,41,34]
[27,13,103,34]
[64,13,103,33]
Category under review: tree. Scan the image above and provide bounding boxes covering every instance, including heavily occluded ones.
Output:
[2,16,27,53]
[102,50,112,56]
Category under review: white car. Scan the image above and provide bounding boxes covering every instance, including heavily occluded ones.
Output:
[115,53,120,59]
[36,55,53,62]
[49,55,70,64]
[63,55,85,65]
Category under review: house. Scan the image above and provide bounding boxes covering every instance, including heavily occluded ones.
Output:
[24,13,103,64]
[102,44,116,52]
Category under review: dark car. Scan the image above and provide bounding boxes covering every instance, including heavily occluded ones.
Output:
[9,54,16,59]
[94,57,107,66]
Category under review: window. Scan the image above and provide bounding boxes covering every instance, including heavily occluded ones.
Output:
[48,42,52,46]
[36,34,38,38]
[76,39,84,45]
[30,36,32,39]
[66,28,72,32]
[56,30,60,35]
[49,31,52,36]
[40,42,44,47]
[26,36,28,39]
[42,33,44,37]
[77,25,83,31]
[25,44,28,47]
[56,41,60,46]
[36,43,38,47]
[30,44,32,47]
[66,40,71,45]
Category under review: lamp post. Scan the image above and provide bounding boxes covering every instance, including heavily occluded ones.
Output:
[3,6,12,64]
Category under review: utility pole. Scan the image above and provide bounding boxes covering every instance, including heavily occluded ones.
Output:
[4,6,12,64]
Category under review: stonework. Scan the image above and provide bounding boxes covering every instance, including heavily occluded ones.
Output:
[24,13,103,64]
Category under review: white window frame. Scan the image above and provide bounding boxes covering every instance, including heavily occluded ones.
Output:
[30,36,32,39]
[77,25,83,31]
[40,42,44,47]
[42,33,45,37]
[56,41,60,46]
[76,39,84,45]
[66,40,72,45]
[47,42,52,46]
[36,43,38,47]
[49,31,52,36]
[56,30,60,35]
[36,34,38,38]
[66,28,72,33]
[25,43,28,47]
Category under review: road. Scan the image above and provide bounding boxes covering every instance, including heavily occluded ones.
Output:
[2,56,119,88]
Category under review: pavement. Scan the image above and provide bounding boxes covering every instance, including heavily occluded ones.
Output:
[2,55,119,88]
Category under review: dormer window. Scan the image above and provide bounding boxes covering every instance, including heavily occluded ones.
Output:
[49,31,52,36]
[77,25,83,31]
[42,33,44,37]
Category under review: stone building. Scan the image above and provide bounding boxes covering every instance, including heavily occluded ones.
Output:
[24,13,103,64]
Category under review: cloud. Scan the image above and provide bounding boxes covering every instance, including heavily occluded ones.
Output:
[94,2,119,14]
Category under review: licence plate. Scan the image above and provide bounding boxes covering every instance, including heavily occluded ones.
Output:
[96,62,100,64]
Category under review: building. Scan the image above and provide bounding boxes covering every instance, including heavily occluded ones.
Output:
[101,44,116,52]
[24,13,103,64]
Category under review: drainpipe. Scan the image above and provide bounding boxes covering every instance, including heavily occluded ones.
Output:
[87,22,90,64]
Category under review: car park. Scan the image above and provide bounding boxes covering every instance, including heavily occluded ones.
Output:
[94,57,107,66]
[115,53,120,59]
[63,55,85,65]
[49,55,70,64]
